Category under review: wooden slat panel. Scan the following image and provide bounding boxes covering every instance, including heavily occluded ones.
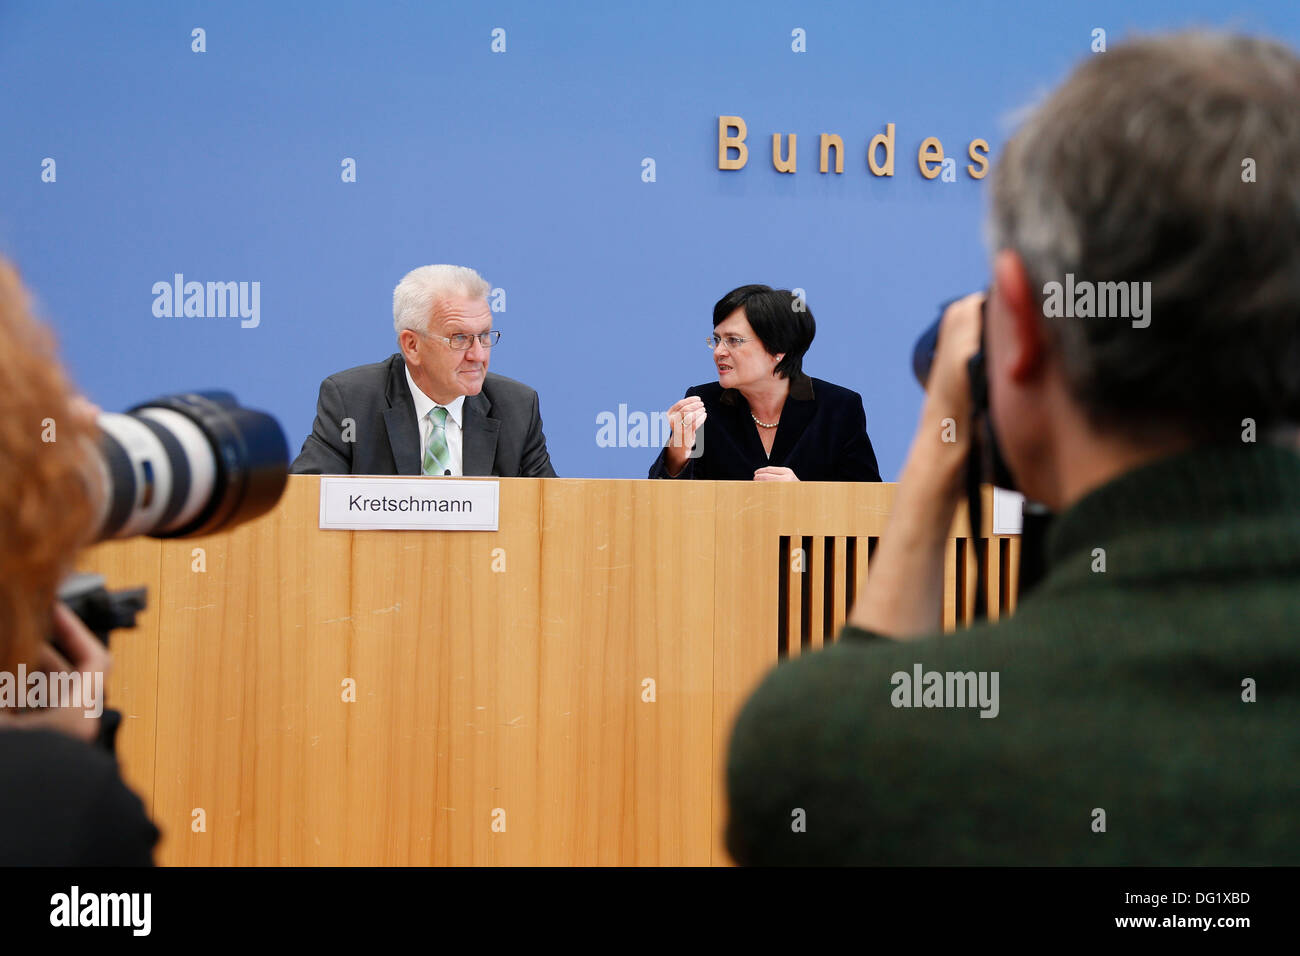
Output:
[830,535,849,639]
[1006,536,1022,613]
[986,538,1002,622]
[807,537,824,651]
[787,538,803,660]
[964,536,980,626]
[854,537,871,608]
[942,537,958,633]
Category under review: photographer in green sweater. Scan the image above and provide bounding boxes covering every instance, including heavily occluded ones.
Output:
[726,32,1300,866]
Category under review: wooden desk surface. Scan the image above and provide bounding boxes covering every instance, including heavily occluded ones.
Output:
[79,476,1017,865]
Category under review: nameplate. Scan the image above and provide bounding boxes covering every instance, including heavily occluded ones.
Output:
[318,477,499,531]
[992,488,1024,535]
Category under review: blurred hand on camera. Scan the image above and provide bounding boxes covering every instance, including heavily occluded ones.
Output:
[0,603,110,744]
[920,292,984,444]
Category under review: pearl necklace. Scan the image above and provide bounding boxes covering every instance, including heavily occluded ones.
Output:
[751,413,779,429]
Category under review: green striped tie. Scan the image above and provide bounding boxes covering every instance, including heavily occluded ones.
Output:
[422,406,450,476]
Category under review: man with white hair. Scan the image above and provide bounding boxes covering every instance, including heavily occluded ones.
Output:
[291,264,555,477]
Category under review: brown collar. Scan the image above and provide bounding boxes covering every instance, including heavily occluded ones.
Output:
[720,372,815,406]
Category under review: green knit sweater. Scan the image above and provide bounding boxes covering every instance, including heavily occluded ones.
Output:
[725,443,1300,865]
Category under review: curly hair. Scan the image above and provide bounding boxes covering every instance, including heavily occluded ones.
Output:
[0,260,99,674]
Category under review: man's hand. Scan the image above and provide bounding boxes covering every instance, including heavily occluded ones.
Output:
[846,291,986,640]
[0,603,111,743]
[754,466,798,482]
[663,396,706,477]
[919,291,984,468]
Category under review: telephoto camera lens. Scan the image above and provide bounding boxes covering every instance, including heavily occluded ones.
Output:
[91,391,289,540]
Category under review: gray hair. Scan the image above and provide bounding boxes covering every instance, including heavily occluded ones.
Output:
[989,32,1300,436]
[392,265,491,334]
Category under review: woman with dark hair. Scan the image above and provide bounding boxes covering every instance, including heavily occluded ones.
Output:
[649,284,881,482]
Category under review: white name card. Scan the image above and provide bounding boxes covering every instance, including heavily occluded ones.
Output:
[319,477,499,531]
[992,488,1025,535]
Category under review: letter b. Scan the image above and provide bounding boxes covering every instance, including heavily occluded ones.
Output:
[718,115,748,170]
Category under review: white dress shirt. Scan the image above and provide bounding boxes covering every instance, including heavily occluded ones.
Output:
[405,364,465,476]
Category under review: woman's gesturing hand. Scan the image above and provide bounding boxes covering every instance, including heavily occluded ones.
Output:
[663,396,707,476]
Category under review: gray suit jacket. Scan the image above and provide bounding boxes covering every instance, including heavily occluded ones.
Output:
[290,353,556,477]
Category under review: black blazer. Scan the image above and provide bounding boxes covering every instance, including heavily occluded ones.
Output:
[648,374,881,481]
[0,729,158,865]
[290,353,556,477]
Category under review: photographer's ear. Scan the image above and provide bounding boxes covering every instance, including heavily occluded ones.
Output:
[991,249,1049,382]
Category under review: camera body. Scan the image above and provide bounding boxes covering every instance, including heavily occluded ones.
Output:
[912,296,1051,605]
[912,295,1015,490]
[58,574,146,646]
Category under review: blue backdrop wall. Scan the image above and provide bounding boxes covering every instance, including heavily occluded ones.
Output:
[2,1,1297,479]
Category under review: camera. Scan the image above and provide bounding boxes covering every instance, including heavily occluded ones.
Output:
[912,294,1015,490]
[91,391,289,540]
[912,296,1051,607]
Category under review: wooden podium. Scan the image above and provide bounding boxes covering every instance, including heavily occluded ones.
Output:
[79,476,1019,866]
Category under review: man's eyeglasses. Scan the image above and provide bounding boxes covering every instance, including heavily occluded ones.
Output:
[418,330,502,350]
[707,334,751,350]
